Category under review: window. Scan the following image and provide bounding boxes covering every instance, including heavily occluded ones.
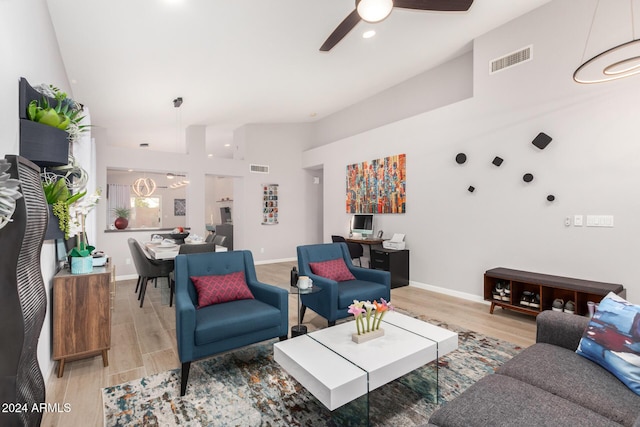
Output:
[106,169,188,230]
[129,196,161,228]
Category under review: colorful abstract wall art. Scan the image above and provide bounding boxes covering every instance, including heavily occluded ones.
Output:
[346,153,406,214]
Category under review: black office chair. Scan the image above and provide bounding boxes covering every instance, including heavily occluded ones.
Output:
[169,243,216,307]
[331,235,364,266]
[128,238,174,307]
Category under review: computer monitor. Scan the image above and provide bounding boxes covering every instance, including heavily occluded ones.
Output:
[220,207,232,224]
[351,214,374,237]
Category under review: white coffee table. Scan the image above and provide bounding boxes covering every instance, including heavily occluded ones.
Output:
[273,311,458,412]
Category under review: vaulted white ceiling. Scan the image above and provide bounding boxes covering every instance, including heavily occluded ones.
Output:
[46,0,551,156]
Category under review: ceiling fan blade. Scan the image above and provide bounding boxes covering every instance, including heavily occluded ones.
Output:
[393,0,474,12]
[320,9,362,52]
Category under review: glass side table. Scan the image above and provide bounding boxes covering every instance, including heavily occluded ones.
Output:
[290,285,322,338]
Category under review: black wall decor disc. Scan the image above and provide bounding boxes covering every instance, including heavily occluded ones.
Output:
[523,173,534,182]
[547,195,555,202]
[455,153,467,164]
[532,132,552,150]
[492,156,503,167]
[468,185,475,193]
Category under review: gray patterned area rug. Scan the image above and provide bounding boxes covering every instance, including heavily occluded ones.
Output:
[102,318,522,426]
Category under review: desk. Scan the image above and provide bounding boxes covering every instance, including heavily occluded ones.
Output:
[345,237,383,246]
[345,237,383,268]
[370,248,410,288]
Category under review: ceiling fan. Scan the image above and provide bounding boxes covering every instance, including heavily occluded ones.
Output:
[320,0,474,52]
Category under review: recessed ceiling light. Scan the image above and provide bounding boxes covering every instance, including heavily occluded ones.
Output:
[224,143,231,147]
[363,30,376,39]
[309,112,317,117]
[208,154,213,157]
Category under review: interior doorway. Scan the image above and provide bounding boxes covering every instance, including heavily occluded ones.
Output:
[205,175,234,226]
[304,167,324,244]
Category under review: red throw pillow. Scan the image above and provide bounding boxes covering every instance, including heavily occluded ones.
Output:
[309,258,356,282]
[190,271,254,308]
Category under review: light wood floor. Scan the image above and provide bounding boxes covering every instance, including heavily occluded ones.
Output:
[42,261,536,427]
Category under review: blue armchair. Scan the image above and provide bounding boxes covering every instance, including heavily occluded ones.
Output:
[174,250,288,395]
[297,243,391,327]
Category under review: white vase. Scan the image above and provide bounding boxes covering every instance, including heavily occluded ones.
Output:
[352,328,385,344]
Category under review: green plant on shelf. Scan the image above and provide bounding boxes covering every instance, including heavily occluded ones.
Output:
[27,84,88,143]
[43,176,86,239]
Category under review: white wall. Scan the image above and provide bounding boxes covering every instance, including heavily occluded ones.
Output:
[0,0,74,381]
[233,123,319,259]
[311,50,474,149]
[304,0,640,303]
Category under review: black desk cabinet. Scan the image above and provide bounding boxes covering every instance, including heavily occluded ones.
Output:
[370,248,409,288]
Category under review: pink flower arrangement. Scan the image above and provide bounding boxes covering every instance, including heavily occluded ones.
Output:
[348,298,393,335]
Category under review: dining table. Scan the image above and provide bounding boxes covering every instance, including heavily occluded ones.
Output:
[144,241,227,260]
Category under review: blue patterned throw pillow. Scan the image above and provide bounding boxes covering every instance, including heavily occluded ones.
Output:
[576,292,640,395]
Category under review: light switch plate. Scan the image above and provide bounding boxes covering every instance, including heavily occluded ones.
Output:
[587,215,614,227]
[574,215,583,227]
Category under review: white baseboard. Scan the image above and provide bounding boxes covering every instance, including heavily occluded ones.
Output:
[254,257,297,265]
[408,280,490,306]
[116,273,138,281]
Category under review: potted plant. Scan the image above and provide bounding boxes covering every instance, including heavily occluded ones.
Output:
[112,207,130,230]
[67,189,101,274]
[42,175,86,240]
[27,84,88,144]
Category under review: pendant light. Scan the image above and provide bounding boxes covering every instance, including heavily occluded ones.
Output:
[574,0,640,84]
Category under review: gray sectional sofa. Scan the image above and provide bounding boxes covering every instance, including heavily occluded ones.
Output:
[429,310,640,427]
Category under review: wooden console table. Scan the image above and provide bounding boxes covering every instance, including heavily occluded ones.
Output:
[52,263,115,377]
[484,267,625,317]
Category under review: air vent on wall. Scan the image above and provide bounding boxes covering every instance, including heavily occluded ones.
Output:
[250,164,270,174]
[489,45,532,74]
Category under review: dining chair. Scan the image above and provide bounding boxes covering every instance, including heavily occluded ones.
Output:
[205,233,215,243]
[168,242,216,307]
[127,238,174,307]
[212,234,227,248]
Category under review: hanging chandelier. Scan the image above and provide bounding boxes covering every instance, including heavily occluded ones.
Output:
[132,177,157,197]
[574,0,640,84]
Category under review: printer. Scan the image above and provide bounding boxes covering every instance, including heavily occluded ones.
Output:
[382,233,406,250]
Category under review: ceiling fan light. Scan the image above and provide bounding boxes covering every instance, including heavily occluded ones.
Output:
[357,0,393,23]
[363,30,376,39]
